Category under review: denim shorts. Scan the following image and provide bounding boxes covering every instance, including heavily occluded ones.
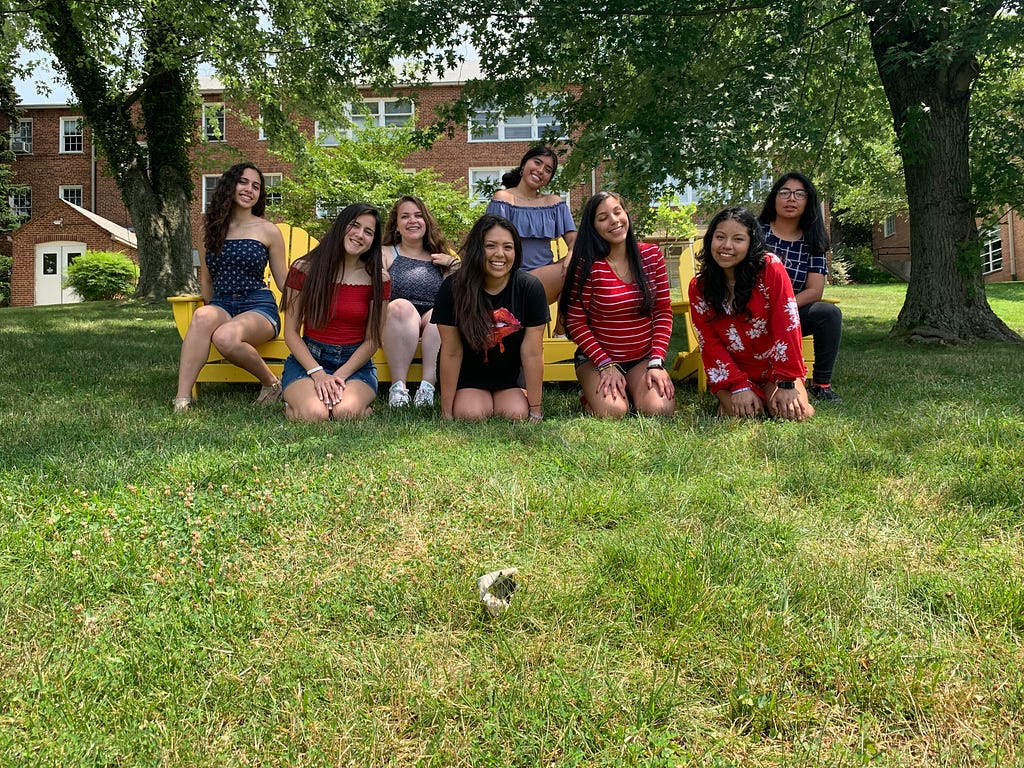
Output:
[573,348,645,374]
[210,287,280,336]
[282,338,378,391]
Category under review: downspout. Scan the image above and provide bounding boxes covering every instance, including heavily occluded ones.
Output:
[91,141,97,212]
[1009,207,1018,281]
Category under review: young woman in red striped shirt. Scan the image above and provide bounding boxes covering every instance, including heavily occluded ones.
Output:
[560,191,675,417]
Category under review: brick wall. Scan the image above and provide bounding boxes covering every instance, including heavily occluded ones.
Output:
[10,201,137,306]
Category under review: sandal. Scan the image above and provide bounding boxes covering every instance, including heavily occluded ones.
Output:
[172,397,193,414]
[254,379,283,405]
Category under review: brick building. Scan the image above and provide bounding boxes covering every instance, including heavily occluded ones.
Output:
[5,63,599,305]
[873,208,1021,283]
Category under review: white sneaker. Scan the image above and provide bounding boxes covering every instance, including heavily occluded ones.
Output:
[388,381,411,407]
[413,381,435,407]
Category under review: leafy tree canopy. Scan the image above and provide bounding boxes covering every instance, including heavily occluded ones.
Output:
[275,127,482,244]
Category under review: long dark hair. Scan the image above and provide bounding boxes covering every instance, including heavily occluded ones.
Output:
[559,191,655,326]
[451,214,523,351]
[500,146,559,189]
[695,207,767,319]
[381,195,451,253]
[204,163,267,256]
[757,172,830,254]
[281,203,385,343]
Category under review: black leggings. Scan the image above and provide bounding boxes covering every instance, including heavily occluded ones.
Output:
[800,301,842,385]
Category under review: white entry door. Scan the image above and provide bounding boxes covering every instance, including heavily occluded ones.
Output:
[35,242,85,305]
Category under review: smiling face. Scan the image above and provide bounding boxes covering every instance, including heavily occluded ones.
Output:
[710,217,751,279]
[520,154,555,192]
[345,213,378,257]
[481,225,516,284]
[395,201,426,244]
[592,195,630,247]
[234,168,262,210]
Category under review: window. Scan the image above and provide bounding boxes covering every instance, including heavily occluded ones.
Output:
[60,185,84,207]
[317,99,416,144]
[202,104,225,142]
[315,199,343,220]
[882,213,896,238]
[264,173,283,207]
[314,121,343,147]
[469,104,562,142]
[11,119,32,153]
[202,175,219,212]
[981,228,1003,275]
[10,188,31,218]
[469,167,514,204]
[60,117,84,153]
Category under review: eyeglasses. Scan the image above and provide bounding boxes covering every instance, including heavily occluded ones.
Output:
[777,189,808,200]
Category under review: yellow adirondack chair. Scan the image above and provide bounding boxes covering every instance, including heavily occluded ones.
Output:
[169,224,579,396]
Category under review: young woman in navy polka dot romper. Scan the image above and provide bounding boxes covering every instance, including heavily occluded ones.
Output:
[174,163,288,412]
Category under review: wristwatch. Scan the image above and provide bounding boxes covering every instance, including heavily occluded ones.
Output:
[647,357,664,370]
[776,380,796,390]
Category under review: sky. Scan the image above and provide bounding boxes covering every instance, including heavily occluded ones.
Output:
[15,51,73,105]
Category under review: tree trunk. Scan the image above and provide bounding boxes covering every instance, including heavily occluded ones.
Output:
[863,2,1021,343]
[125,167,196,300]
[33,0,198,301]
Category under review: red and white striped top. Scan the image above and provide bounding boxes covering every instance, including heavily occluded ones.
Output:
[565,242,674,368]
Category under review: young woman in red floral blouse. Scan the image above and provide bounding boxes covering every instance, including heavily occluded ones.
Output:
[689,207,814,421]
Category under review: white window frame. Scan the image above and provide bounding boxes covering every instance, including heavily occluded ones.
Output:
[316,99,416,145]
[468,102,562,142]
[10,187,32,218]
[469,167,515,204]
[314,120,343,147]
[202,103,226,142]
[12,118,32,153]
[981,227,1003,275]
[264,173,283,207]
[60,117,84,153]
[882,213,896,238]
[59,185,84,207]
[347,98,414,135]
[201,174,219,212]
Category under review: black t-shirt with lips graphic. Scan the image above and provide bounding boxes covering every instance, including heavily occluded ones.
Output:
[432,270,550,390]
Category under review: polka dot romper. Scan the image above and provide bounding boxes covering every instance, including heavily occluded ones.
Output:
[206,239,269,293]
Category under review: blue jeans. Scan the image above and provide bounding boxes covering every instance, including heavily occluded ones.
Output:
[210,287,280,336]
[282,338,378,391]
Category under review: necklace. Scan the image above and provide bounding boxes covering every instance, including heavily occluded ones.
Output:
[607,256,632,283]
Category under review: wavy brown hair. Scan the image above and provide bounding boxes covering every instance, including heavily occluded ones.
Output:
[381,195,451,254]
[203,163,267,256]
[280,203,386,344]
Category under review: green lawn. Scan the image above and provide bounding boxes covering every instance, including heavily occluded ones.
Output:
[0,284,1022,767]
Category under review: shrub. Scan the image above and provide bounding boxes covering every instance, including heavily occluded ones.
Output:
[833,244,901,284]
[0,255,11,307]
[64,251,138,301]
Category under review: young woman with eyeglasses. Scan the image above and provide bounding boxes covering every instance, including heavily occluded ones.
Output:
[758,172,843,402]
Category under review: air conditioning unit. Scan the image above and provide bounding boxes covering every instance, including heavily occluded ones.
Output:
[11,138,31,153]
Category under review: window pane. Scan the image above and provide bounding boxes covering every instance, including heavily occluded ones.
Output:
[503,125,533,139]
[60,186,83,207]
[62,119,83,152]
[264,174,283,207]
[202,176,218,213]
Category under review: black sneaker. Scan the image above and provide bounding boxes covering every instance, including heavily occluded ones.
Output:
[809,383,842,403]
